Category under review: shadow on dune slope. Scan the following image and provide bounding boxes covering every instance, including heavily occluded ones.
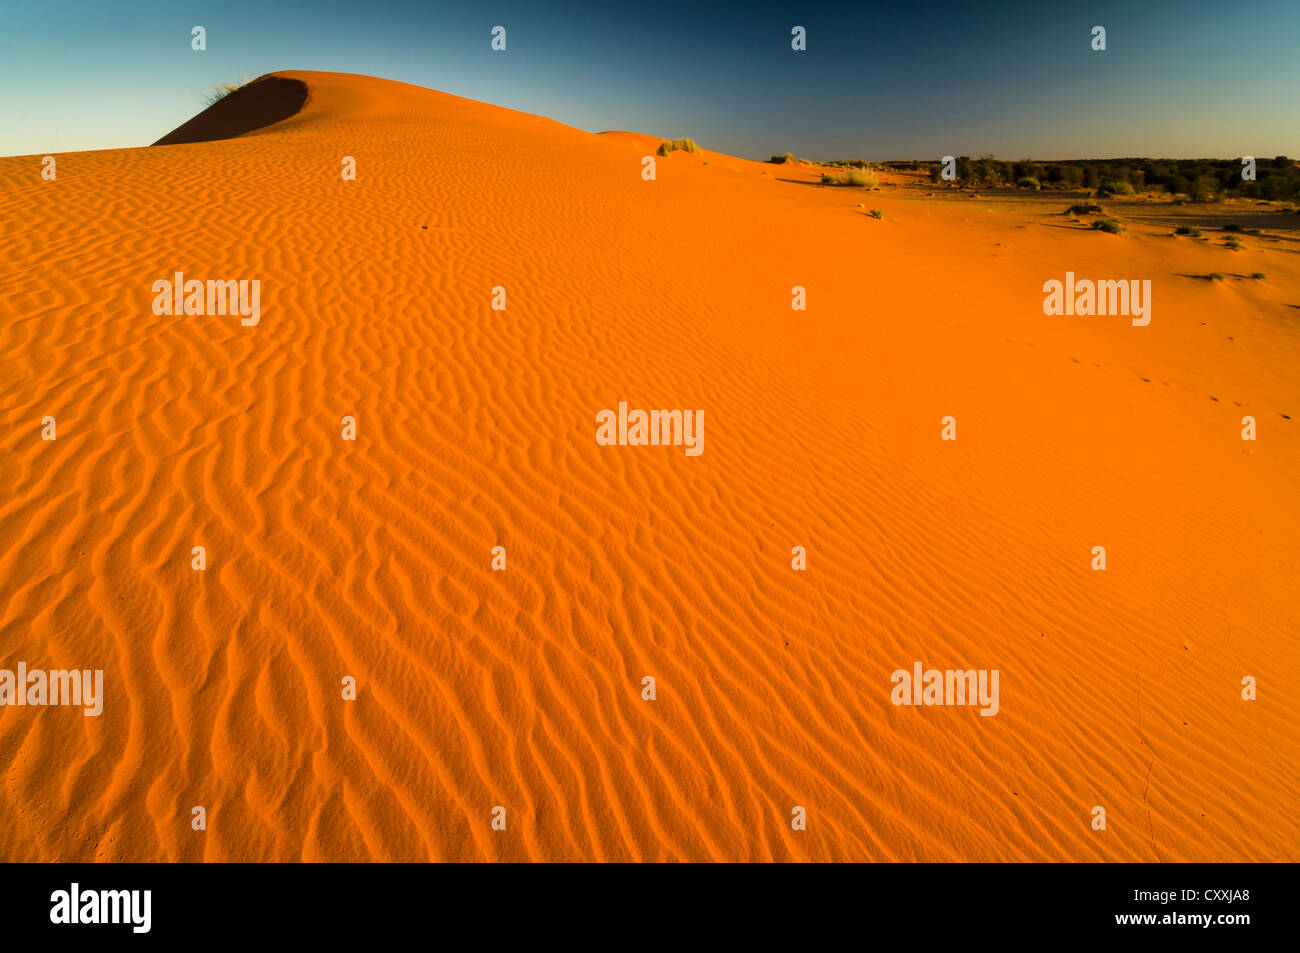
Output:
[152,75,309,146]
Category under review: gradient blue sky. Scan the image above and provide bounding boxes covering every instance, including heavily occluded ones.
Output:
[2,0,1296,159]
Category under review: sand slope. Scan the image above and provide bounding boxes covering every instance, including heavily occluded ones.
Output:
[1,71,1297,861]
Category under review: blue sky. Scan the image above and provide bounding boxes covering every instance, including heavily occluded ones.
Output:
[2,0,1297,159]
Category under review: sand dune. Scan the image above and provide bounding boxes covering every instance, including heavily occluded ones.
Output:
[0,70,1296,861]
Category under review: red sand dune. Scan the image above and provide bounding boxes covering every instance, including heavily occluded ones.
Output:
[0,71,1296,861]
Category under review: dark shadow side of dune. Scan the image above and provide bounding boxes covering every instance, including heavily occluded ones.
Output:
[152,76,309,146]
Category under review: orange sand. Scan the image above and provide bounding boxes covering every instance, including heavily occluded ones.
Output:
[1,71,1297,861]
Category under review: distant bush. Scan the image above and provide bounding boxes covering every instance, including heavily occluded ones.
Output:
[1065,203,1103,215]
[1224,236,1244,250]
[771,153,796,164]
[1209,272,1224,281]
[1017,177,1041,190]
[1251,272,1267,279]
[1191,176,1222,202]
[1222,223,1242,232]
[657,138,701,156]
[1092,218,1125,234]
[1105,179,1136,195]
[869,208,884,219]
[1174,225,1203,236]
[1095,187,1115,198]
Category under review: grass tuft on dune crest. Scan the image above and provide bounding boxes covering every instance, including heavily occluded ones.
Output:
[202,81,245,107]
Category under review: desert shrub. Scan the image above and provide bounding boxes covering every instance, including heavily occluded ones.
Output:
[1017,177,1041,190]
[869,208,884,219]
[1224,236,1244,250]
[1209,272,1224,281]
[1174,225,1203,236]
[1092,218,1125,234]
[1065,203,1103,215]
[1222,223,1242,232]
[1095,187,1115,198]
[824,169,878,188]
[771,153,796,164]
[1251,272,1267,279]
[657,138,701,156]
[1105,179,1136,195]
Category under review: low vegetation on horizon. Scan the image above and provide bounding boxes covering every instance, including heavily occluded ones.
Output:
[768,151,1300,203]
[916,155,1300,202]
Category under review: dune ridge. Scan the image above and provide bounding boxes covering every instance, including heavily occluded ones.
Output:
[152,75,310,146]
[0,70,1296,861]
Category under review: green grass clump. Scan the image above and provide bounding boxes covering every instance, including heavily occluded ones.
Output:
[1174,225,1204,237]
[1092,218,1125,234]
[1251,272,1267,279]
[1224,236,1244,250]
[1209,272,1225,281]
[657,138,701,156]
[771,153,797,164]
[869,208,884,219]
[1065,203,1104,216]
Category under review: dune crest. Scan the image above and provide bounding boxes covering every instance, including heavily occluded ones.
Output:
[153,75,310,146]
